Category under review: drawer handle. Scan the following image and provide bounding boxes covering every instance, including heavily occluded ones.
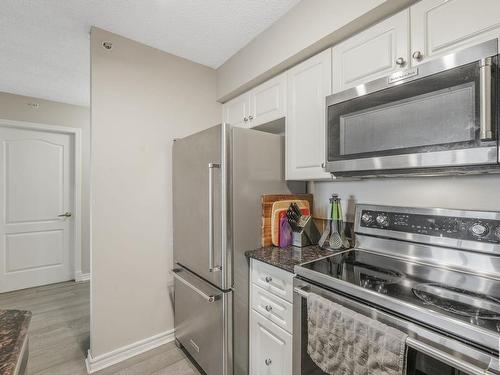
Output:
[265,358,272,366]
[265,305,273,312]
[265,276,272,283]
[172,269,220,303]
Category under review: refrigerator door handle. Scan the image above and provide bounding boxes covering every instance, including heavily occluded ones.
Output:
[208,162,222,272]
[173,268,221,303]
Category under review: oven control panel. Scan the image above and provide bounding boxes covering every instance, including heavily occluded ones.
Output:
[360,209,500,244]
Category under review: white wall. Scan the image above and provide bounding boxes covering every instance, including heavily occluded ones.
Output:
[216,0,415,101]
[310,175,500,223]
[0,91,91,274]
[90,27,221,357]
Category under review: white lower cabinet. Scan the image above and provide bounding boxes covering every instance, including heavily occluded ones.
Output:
[250,259,293,375]
[250,309,292,375]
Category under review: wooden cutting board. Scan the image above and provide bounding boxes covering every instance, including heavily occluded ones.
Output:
[261,194,313,247]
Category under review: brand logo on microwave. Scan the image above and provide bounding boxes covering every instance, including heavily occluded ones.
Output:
[388,68,419,84]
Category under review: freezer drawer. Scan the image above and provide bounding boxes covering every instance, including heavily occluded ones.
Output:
[173,267,232,375]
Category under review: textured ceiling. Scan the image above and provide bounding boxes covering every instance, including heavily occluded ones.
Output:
[0,0,301,107]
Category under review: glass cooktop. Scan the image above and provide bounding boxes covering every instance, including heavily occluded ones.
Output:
[298,249,500,337]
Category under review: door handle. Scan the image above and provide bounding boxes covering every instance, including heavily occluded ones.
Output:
[172,269,220,303]
[208,163,222,272]
[57,212,72,218]
[479,57,493,141]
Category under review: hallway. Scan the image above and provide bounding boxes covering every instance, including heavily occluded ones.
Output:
[0,281,199,374]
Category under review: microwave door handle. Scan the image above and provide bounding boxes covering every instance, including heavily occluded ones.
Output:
[208,163,221,272]
[480,57,493,141]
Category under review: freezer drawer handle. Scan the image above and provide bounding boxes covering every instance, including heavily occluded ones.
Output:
[173,269,220,303]
[208,162,222,272]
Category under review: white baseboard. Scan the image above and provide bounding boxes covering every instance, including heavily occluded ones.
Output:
[75,271,91,282]
[85,329,175,373]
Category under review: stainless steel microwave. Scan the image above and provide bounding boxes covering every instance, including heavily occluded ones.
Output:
[325,39,500,177]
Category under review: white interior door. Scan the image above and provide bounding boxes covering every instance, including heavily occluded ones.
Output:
[0,125,74,293]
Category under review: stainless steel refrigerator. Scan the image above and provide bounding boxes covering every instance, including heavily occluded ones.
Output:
[172,123,303,375]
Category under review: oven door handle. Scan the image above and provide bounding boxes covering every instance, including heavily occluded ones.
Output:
[405,337,498,375]
[293,286,499,375]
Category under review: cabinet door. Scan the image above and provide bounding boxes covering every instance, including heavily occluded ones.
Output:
[286,49,332,180]
[248,73,286,128]
[332,10,410,93]
[411,0,500,65]
[222,93,249,128]
[250,309,292,375]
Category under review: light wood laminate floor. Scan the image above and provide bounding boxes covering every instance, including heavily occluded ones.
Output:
[0,281,200,375]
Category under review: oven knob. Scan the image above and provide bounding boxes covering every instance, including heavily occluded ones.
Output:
[376,284,387,294]
[470,223,489,237]
[361,213,373,224]
[494,226,500,240]
[376,214,389,226]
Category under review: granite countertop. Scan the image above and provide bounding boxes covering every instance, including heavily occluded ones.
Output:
[0,309,32,375]
[245,245,338,273]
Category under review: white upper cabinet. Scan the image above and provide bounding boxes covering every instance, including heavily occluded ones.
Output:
[222,93,249,128]
[286,49,332,180]
[248,73,286,128]
[222,73,286,128]
[410,0,500,65]
[332,10,410,93]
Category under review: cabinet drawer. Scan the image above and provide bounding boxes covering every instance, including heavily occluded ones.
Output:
[251,284,293,333]
[250,309,292,375]
[173,267,229,375]
[251,259,294,302]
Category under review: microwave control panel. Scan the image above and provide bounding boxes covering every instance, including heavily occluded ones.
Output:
[360,210,500,244]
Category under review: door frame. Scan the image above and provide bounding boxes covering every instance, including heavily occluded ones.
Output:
[0,118,83,279]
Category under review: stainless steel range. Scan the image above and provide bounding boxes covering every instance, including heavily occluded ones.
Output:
[293,204,500,375]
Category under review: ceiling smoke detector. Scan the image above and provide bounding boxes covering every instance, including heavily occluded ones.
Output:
[102,41,113,50]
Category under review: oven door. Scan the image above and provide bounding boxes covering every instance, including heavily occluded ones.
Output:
[293,277,500,375]
[325,40,499,176]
